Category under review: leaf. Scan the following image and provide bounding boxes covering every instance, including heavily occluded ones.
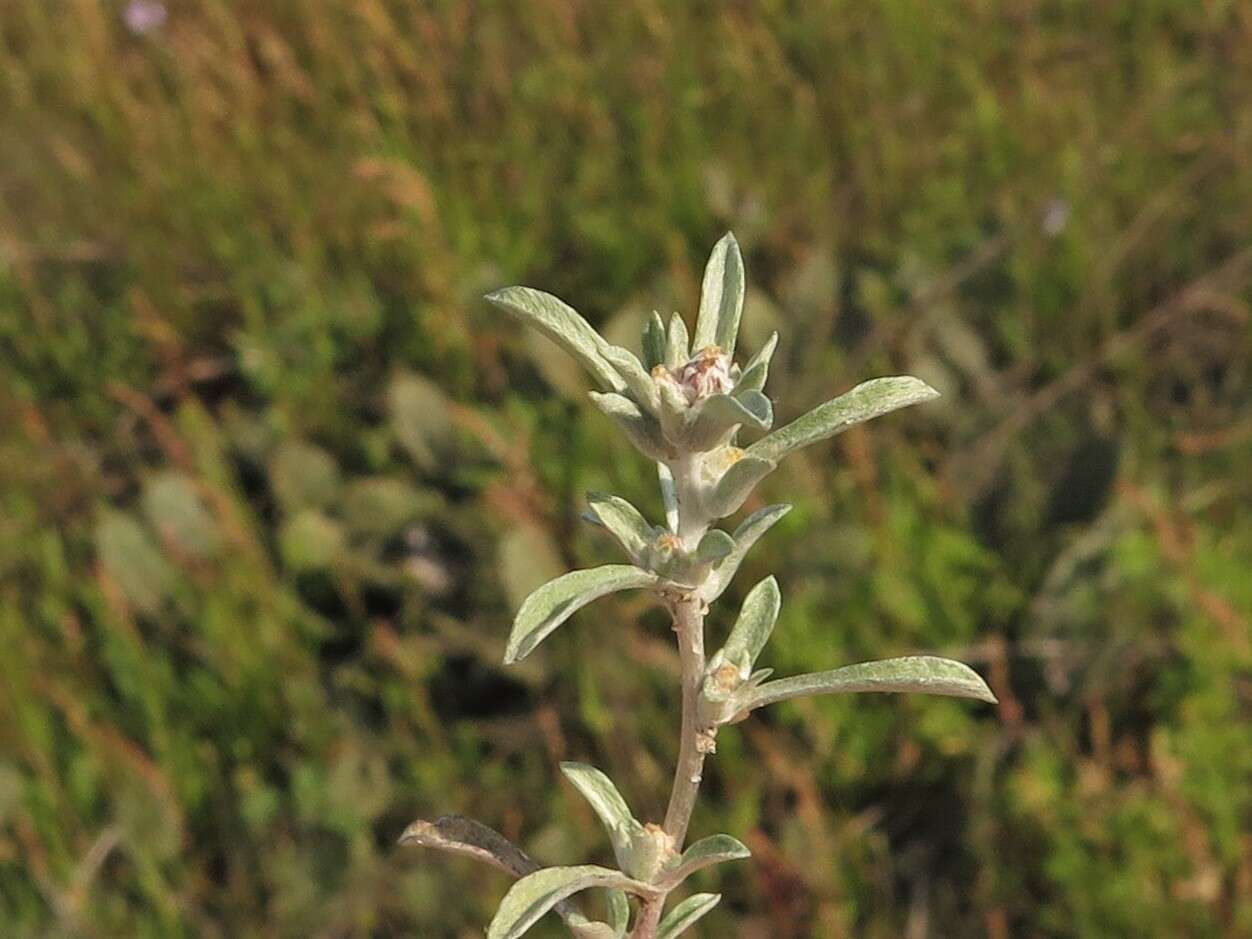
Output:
[95,511,176,614]
[693,232,745,357]
[703,455,776,519]
[279,510,346,572]
[504,565,658,664]
[741,656,998,713]
[719,575,780,672]
[601,345,660,414]
[657,893,721,939]
[589,392,674,461]
[606,888,631,936]
[560,762,644,871]
[485,286,624,392]
[586,493,656,566]
[682,390,773,451]
[665,312,690,369]
[269,439,340,510]
[748,376,939,463]
[487,866,655,939]
[398,815,540,878]
[655,834,751,889]
[641,311,667,371]
[701,503,792,601]
[734,331,779,393]
[695,530,735,565]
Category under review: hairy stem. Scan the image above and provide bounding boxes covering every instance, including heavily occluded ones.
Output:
[631,593,708,939]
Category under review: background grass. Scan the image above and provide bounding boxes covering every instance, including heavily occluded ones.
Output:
[1,2,1250,936]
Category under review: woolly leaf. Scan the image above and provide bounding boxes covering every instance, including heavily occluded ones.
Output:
[398,815,539,878]
[560,762,644,871]
[504,565,658,664]
[657,893,721,939]
[703,456,775,519]
[487,866,654,939]
[486,286,623,392]
[748,376,938,463]
[701,504,792,601]
[742,656,998,713]
[641,311,667,371]
[589,392,673,461]
[693,233,745,357]
[665,313,690,369]
[656,834,751,889]
[734,331,779,393]
[586,493,656,566]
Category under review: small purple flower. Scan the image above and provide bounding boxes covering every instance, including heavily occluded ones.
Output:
[124,1,167,36]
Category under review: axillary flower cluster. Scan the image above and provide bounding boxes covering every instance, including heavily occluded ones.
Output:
[401,234,996,939]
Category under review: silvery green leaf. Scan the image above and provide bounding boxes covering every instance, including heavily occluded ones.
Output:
[734,331,779,393]
[398,814,539,878]
[741,656,998,713]
[657,893,721,939]
[701,503,791,601]
[485,286,624,392]
[695,530,734,566]
[504,565,659,664]
[601,345,661,415]
[487,866,656,939]
[606,888,631,936]
[559,762,644,872]
[720,576,780,673]
[702,455,776,519]
[665,312,690,369]
[693,232,745,357]
[657,463,679,532]
[655,374,690,444]
[569,922,618,939]
[586,493,656,566]
[641,311,667,371]
[589,392,674,461]
[682,390,773,452]
[655,834,751,889]
[748,376,939,463]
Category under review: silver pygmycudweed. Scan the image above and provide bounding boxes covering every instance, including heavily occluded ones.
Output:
[400,233,997,938]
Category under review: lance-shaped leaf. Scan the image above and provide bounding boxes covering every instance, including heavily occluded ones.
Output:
[665,313,690,369]
[601,345,661,415]
[655,834,751,890]
[695,529,734,566]
[702,455,776,520]
[606,889,630,936]
[718,576,780,674]
[586,493,656,566]
[734,331,779,394]
[487,866,657,939]
[504,565,659,664]
[654,374,690,444]
[485,287,623,393]
[682,390,773,452]
[399,814,540,878]
[657,893,721,939]
[560,763,645,873]
[693,233,745,357]
[641,311,667,371]
[589,392,674,461]
[569,923,618,939]
[748,376,939,463]
[740,656,998,714]
[700,503,791,602]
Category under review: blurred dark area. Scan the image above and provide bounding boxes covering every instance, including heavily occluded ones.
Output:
[1,2,1250,937]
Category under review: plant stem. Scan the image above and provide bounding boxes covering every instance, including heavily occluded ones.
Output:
[631,593,708,939]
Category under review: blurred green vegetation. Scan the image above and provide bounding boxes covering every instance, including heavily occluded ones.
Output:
[1,2,1250,937]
